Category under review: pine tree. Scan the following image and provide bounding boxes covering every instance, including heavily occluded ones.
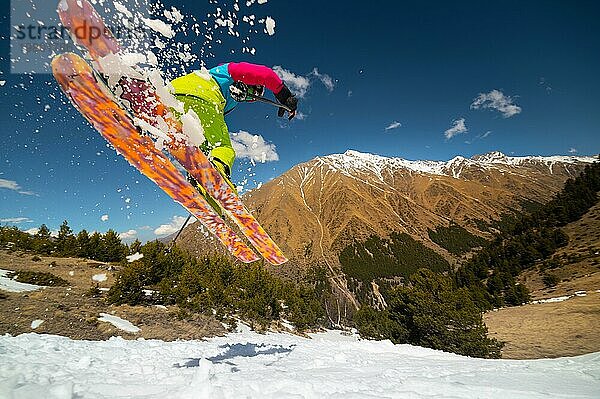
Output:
[102,230,126,262]
[388,269,503,358]
[129,239,142,254]
[88,232,103,261]
[355,269,503,358]
[56,220,76,256]
[76,230,91,258]
[34,224,53,254]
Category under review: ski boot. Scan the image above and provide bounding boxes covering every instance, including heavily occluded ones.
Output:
[187,173,224,216]
[211,157,239,196]
[186,158,238,217]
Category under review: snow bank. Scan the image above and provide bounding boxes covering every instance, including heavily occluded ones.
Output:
[30,320,44,329]
[97,313,140,334]
[126,252,144,263]
[0,269,41,293]
[532,295,572,304]
[92,273,107,282]
[1,329,599,398]
[532,291,593,304]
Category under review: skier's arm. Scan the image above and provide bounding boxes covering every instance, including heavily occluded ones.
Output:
[227,62,298,119]
[227,62,284,94]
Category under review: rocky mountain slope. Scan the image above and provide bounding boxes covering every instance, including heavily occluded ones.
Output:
[176,151,597,311]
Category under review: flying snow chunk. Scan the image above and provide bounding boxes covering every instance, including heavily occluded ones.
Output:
[126,252,144,263]
[113,1,133,19]
[142,17,176,39]
[98,313,140,333]
[0,81,6,87]
[194,67,212,81]
[265,17,276,35]
[57,0,68,12]
[101,214,109,222]
[181,109,206,147]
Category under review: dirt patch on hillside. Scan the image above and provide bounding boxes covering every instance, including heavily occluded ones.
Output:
[0,251,226,341]
[485,292,600,359]
[486,200,600,359]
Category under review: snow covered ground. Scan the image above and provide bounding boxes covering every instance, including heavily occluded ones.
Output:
[1,327,599,398]
[0,269,41,293]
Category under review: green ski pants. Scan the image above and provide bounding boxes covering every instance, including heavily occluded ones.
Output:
[170,72,236,171]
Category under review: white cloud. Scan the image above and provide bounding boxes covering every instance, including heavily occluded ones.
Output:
[568,148,578,154]
[0,178,36,196]
[24,228,39,235]
[539,77,552,94]
[231,131,279,163]
[444,118,468,140]
[0,217,32,223]
[101,214,109,222]
[384,121,402,131]
[272,66,336,99]
[119,230,138,240]
[466,130,493,144]
[471,90,522,118]
[154,215,188,236]
[310,68,335,92]
[272,66,310,98]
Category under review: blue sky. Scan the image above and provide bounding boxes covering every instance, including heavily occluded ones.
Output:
[1,0,599,242]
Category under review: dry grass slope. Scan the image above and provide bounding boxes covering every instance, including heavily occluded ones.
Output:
[0,251,225,340]
[485,198,600,359]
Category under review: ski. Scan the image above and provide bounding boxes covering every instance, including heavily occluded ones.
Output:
[57,0,288,265]
[52,53,260,264]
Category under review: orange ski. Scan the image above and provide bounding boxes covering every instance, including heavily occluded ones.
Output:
[57,0,288,265]
[52,53,259,264]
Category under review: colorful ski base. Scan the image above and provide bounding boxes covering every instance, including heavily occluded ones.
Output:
[57,0,288,265]
[52,53,260,264]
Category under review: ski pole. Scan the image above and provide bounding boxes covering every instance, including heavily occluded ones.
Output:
[165,214,193,253]
[250,95,293,113]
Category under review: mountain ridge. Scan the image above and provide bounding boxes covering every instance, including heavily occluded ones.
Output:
[176,150,597,314]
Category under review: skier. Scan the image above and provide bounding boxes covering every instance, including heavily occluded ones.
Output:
[170,62,298,201]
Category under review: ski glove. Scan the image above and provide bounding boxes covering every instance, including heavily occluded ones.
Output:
[275,85,298,120]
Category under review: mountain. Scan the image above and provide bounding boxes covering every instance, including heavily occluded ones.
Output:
[176,151,597,310]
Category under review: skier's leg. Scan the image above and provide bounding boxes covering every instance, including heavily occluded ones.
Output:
[175,94,238,194]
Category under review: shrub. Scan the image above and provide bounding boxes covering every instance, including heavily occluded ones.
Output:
[7,270,69,287]
[340,232,450,282]
[542,273,560,288]
[356,269,503,359]
[87,284,102,298]
[107,242,324,332]
[428,223,488,255]
[107,262,149,305]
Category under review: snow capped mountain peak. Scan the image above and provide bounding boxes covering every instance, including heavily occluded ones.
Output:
[315,150,597,179]
[320,149,445,178]
[472,151,510,163]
